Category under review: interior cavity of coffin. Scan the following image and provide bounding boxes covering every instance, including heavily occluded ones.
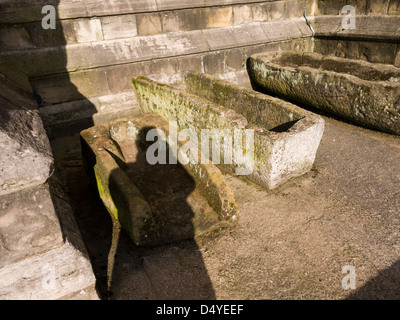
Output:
[248,51,400,135]
[80,113,237,246]
[132,72,325,190]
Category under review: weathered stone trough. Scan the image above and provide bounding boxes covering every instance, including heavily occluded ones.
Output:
[80,113,237,246]
[132,72,325,190]
[248,51,400,135]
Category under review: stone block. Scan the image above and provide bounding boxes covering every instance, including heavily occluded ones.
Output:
[315,0,367,15]
[225,48,245,71]
[101,15,138,40]
[311,15,400,42]
[85,0,157,16]
[0,25,35,52]
[106,58,180,93]
[261,19,303,42]
[160,11,184,33]
[202,23,269,50]
[57,0,89,19]
[177,54,203,73]
[0,238,97,299]
[156,0,205,11]
[395,50,400,67]
[92,31,209,67]
[269,1,285,20]
[252,3,270,22]
[388,1,400,15]
[0,58,36,108]
[161,7,232,33]
[136,13,163,36]
[367,0,391,14]
[96,91,137,115]
[0,105,54,195]
[358,41,398,64]
[205,6,233,28]
[204,0,261,6]
[284,0,306,18]
[74,18,103,43]
[0,183,63,268]
[0,177,98,300]
[65,44,97,73]
[39,98,99,130]
[106,64,137,94]
[233,5,253,25]
[31,69,109,106]
[203,51,226,75]
[0,0,56,24]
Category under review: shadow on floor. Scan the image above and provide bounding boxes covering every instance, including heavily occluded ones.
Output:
[345,260,400,300]
[51,131,217,300]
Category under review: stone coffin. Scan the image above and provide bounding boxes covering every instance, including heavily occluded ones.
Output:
[80,113,237,246]
[132,72,324,190]
[248,51,400,135]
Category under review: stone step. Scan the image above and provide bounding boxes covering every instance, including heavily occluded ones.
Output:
[0,1,305,51]
[0,0,302,24]
[1,18,311,78]
[33,37,310,136]
[0,177,98,300]
[311,15,400,42]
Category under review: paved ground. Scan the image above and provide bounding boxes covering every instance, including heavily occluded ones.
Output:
[51,114,400,300]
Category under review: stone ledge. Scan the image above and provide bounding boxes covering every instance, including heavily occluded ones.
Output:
[311,15,400,42]
[1,19,311,78]
[312,0,400,15]
[0,238,98,300]
[0,183,64,268]
[0,1,306,51]
[0,62,54,196]
[35,38,309,134]
[0,175,99,300]
[0,0,277,24]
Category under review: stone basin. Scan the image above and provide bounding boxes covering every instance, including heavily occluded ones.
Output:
[80,113,237,246]
[248,51,400,135]
[132,72,325,190]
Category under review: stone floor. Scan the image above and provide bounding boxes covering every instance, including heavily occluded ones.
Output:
[50,113,400,300]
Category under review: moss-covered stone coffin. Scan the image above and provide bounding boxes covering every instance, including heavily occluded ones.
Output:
[248,51,400,135]
[80,113,237,246]
[132,72,324,190]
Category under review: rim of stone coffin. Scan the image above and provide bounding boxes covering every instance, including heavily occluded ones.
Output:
[131,72,325,190]
[80,113,237,246]
[248,51,400,135]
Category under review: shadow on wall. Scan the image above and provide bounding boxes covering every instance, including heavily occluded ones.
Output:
[345,260,400,300]
[20,0,99,138]
[11,1,216,299]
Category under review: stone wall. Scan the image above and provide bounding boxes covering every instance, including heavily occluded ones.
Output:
[309,0,400,66]
[0,0,312,137]
[1,1,399,136]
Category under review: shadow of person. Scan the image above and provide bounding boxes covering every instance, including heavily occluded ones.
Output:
[104,126,217,300]
[0,0,98,139]
[2,2,216,300]
[345,260,400,300]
